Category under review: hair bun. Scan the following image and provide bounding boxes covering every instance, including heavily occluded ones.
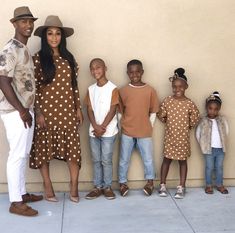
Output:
[174,68,185,76]
[213,91,220,97]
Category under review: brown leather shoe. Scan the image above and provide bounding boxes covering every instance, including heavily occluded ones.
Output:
[216,186,229,194]
[85,187,102,200]
[103,187,116,200]
[143,181,154,196]
[205,186,214,194]
[120,183,129,197]
[22,193,43,203]
[9,202,38,216]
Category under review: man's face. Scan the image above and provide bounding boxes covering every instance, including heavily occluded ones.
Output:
[13,18,34,38]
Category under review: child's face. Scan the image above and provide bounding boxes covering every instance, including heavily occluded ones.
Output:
[206,102,221,119]
[127,64,144,85]
[172,79,188,99]
[90,61,107,81]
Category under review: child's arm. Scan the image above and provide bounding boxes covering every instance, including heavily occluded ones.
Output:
[84,90,106,137]
[87,105,106,137]
[101,88,119,130]
[189,102,200,129]
[101,104,117,129]
[156,101,167,123]
[195,124,201,142]
[224,117,229,135]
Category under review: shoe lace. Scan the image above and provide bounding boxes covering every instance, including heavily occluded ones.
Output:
[176,186,183,194]
[120,184,128,192]
[160,184,166,192]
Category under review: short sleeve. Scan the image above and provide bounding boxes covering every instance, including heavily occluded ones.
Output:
[189,101,200,129]
[111,88,119,106]
[0,49,17,78]
[149,88,159,113]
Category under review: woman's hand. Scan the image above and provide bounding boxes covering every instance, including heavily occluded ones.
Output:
[36,113,47,129]
[76,108,84,125]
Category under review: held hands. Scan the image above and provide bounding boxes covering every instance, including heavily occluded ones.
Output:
[19,108,33,128]
[36,113,47,129]
[92,124,106,137]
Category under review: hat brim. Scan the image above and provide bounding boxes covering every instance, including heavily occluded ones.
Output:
[34,26,74,38]
[10,16,38,23]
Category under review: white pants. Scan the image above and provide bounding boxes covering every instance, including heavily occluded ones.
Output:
[1,110,34,202]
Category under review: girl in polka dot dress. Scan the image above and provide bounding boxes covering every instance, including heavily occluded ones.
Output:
[157,68,200,199]
[29,16,83,203]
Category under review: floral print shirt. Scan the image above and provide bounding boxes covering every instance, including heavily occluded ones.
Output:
[0,38,35,113]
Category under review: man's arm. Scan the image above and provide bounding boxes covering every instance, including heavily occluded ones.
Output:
[0,76,32,128]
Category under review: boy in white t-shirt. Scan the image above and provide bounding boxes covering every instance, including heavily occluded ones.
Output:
[84,58,119,200]
[196,91,229,194]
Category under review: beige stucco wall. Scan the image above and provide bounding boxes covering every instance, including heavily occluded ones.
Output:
[0,0,235,192]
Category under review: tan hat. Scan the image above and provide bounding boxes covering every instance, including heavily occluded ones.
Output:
[34,15,74,37]
[10,6,37,23]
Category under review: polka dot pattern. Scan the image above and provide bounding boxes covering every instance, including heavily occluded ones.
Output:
[30,54,81,169]
[157,96,200,160]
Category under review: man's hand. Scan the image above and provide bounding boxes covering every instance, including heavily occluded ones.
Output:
[19,108,33,128]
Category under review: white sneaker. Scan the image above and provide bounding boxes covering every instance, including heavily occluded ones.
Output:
[174,185,185,199]
[159,183,168,197]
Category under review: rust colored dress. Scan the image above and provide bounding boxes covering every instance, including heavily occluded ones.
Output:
[30,54,81,169]
[157,96,200,160]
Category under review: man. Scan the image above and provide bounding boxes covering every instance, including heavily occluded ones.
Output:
[0,6,43,217]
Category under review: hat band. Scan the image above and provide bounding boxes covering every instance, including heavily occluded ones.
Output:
[15,13,34,19]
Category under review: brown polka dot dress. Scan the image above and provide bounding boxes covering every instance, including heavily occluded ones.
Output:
[30,54,81,169]
[157,96,200,160]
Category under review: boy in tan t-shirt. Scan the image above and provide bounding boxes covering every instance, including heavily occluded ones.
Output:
[118,59,159,196]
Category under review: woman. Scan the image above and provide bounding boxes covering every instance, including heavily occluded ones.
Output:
[30,15,83,203]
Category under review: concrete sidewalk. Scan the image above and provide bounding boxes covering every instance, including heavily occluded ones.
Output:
[0,187,235,233]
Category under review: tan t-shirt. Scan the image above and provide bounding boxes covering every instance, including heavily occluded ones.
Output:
[119,84,159,137]
[0,38,35,113]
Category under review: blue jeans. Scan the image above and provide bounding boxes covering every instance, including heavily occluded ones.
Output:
[204,148,225,186]
[89,135,116,188]
[119,134,155,183]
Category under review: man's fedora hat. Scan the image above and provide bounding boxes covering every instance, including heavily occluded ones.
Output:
[34,15,74,38]
[10,6,37,23]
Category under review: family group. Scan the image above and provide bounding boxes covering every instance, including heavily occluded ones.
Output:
[0,6,229,217]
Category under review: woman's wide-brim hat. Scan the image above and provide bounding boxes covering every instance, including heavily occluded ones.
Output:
[10,6,38,23]
[34,15,74,37]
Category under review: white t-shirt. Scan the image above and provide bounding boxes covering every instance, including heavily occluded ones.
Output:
[88,81,118,137]
[211,119,222,148]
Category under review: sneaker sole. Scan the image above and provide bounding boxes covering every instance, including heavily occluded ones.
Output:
[105,196,116,200]
[121,189,129,197]
[159,193,168,197]
[85,196,100,200]
[143,189,152,196]
[174,195,184,199]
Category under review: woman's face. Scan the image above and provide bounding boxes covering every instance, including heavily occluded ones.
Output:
[46,27,61,49]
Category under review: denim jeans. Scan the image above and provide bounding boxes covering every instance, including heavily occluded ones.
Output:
[89,135,116,188]
[119,134,155,183]
[204,148,225,186]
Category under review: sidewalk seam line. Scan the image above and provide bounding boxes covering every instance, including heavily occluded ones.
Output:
[60,193,65,233]
[169,190,196,233]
